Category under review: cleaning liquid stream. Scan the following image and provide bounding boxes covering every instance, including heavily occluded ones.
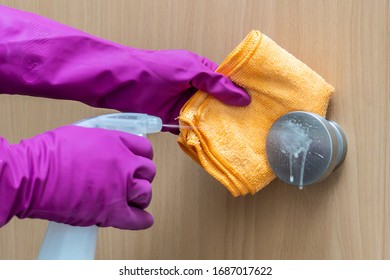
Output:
[162,124,195,130]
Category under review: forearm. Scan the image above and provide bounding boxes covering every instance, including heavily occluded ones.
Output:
[0,5,140,110]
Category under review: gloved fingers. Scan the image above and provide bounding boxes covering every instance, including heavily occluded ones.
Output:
[118,133,154,160]
[191,70,251,107]
[133,155,156,182]
[127,178,152,209]
[109,206,154,230]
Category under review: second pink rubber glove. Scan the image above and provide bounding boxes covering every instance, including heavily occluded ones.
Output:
[0,5,250,133]
[0,126,155,230]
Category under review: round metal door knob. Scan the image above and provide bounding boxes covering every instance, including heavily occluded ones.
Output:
[266,111,347,189]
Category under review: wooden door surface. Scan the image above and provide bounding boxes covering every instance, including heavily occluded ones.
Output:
[0,0,389,259]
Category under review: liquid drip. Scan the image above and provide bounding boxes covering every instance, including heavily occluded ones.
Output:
[289,154,294,182]
[278,120,312,187]
[299,148,309,187]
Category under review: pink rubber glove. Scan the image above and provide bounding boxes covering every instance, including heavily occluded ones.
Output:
[0,5,250,133]
[0,126,155,230]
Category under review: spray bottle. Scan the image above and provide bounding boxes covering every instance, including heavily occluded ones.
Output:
[37,113,163,259]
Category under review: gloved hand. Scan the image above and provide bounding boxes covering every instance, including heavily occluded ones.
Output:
[0,126,155,230]
[0,5,250,133]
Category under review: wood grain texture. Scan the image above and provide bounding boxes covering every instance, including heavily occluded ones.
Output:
[0,0,389,259]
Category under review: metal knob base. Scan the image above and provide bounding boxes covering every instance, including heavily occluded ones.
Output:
[266,111,347,189]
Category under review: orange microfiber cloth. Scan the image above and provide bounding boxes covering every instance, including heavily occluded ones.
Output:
[177,30,334,197]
